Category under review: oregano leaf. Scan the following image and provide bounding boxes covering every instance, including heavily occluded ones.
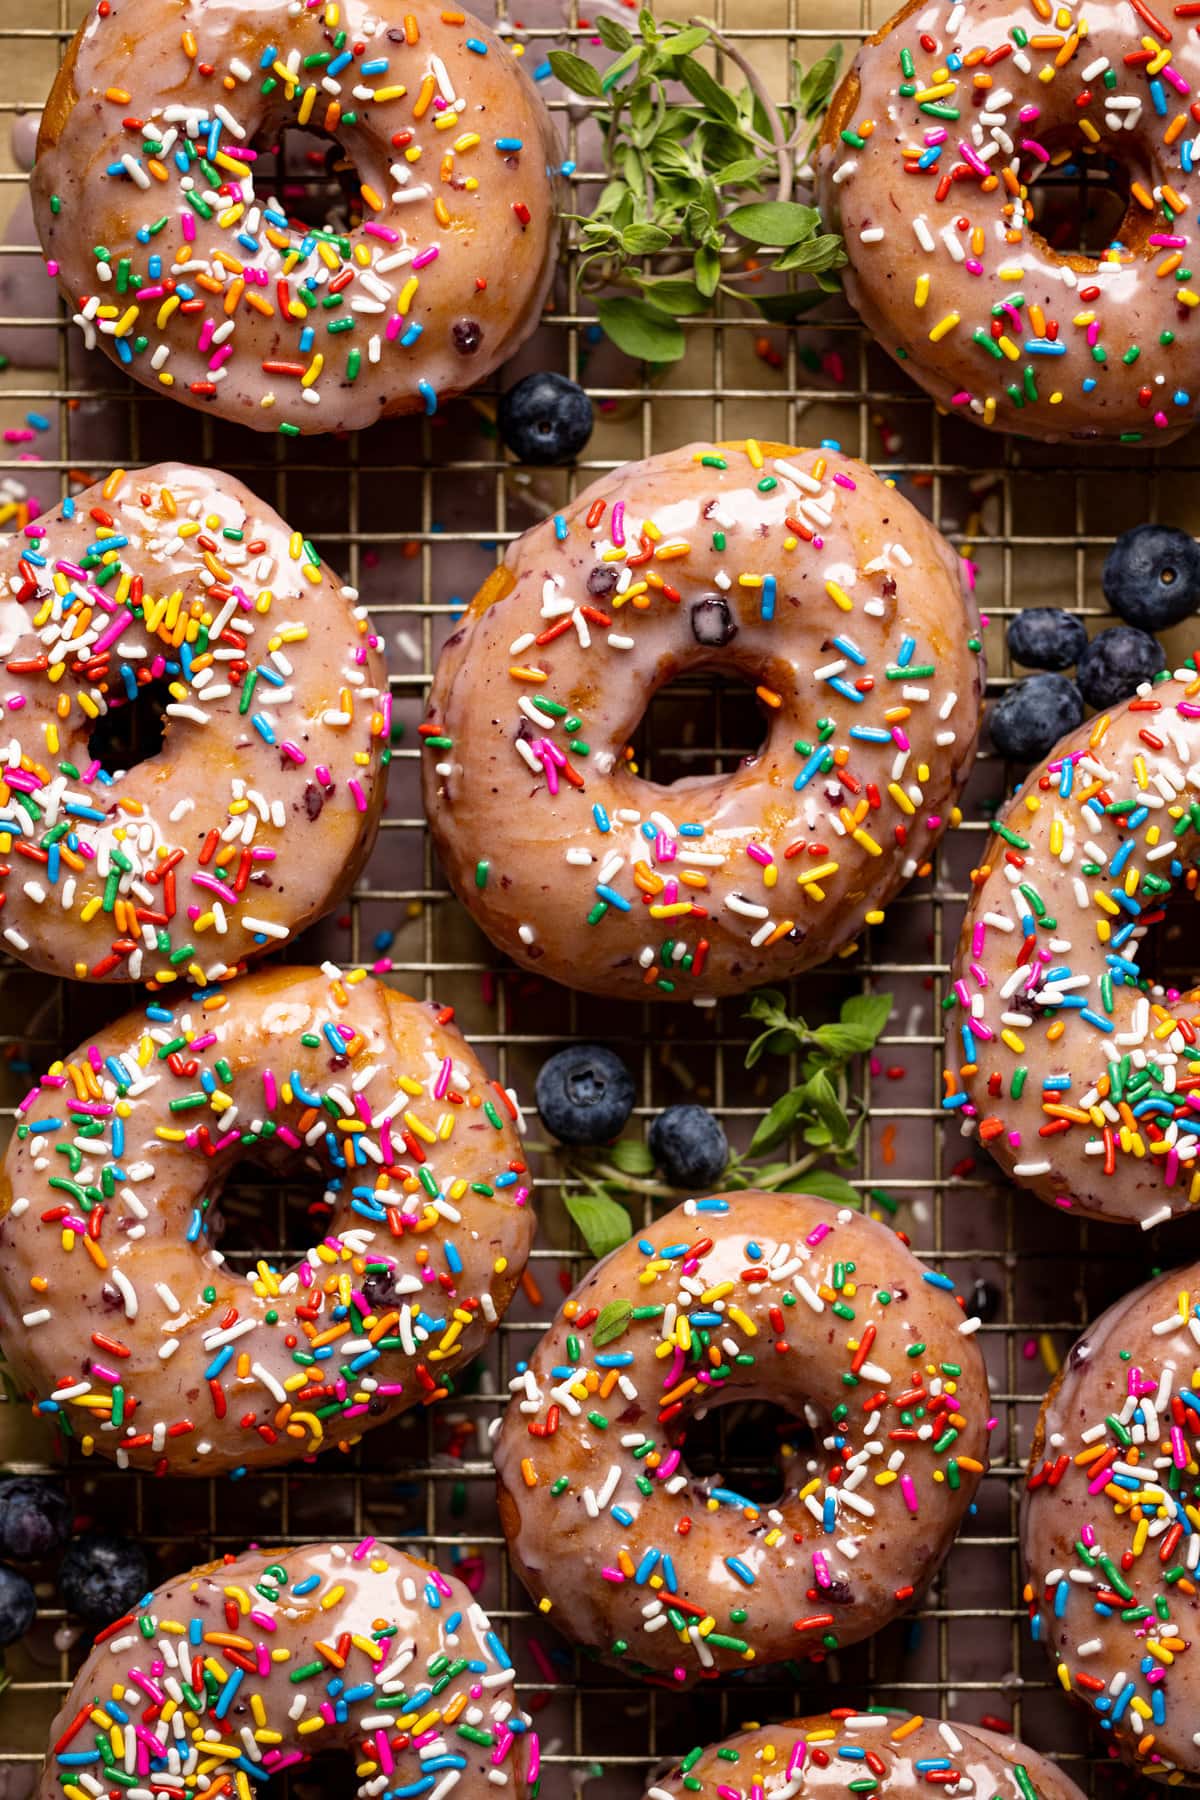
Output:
[564,1191,632,1259]
[593,1299,634,1346]
[595,295,685,361]
[548,51,604,98]
[727,200,822,246]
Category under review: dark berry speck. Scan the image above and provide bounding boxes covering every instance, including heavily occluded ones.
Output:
[691,595,737,648]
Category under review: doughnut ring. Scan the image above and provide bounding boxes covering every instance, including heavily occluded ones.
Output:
[38,1539,536,1799]
[0,964,533,1475]
[945,675,1200,1227]
[820,0,1200,445]
[1023,1260,1200,1780]
[642,1712,1085,1800]
[423,439,983,1002]
[0,462,388,985]
[494,1190,989,1684]
[33,0,560,434]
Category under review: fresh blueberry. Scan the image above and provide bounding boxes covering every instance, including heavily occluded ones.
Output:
[58,1533,149,1627]
[1076,626,1166,710]
[989,673,1084,763]
[0,1566,36,1647]
[1103,523,1200,630]
[0,1479,71,1562]
[648,1104,729,1190]
[498,372,593,465]
[1006,607,1087,672]
[536,1044,635,1145]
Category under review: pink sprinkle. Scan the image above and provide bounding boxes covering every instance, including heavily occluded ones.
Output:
[746,842,773,866]
[412,246,440,270]
[900,1474,919,1516]
[191,871,238,905]
[611,500,626,547]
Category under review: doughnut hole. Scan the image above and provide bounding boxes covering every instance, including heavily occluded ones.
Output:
[675,1396,821,1510]
[206,1159,339,1267]
[241,122,367,236]
[1022,134,1134,259]
[87,675,171,775]
[626,670,770,785]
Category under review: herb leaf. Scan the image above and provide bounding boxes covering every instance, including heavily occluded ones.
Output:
[593,1299,634,1346]
[564,1190,633,1260]
[548,50,604,98]
[800,1168,862,1208]
[727,201,823,246]
[595,295,686,362]
[555,18,845,354]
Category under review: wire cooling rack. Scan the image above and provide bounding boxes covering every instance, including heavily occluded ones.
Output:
[6,1,1200,1796]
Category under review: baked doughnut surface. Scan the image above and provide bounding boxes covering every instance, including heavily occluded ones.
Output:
[38,1540,536,1800]
[819,0,1200,445]
[0,463,387,985]
[494,1191,989,1684]
[423,440,983,1002]
[1022,1264,1200,1780]
[32,0,559,434]
[0,964,533,1475]
[944,675,1200,1227]
[642,1713,1085,1800]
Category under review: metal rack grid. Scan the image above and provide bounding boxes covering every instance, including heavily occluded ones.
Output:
[4,0,1200,1795]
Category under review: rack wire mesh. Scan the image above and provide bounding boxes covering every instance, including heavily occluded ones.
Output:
[4,0,1200,1794]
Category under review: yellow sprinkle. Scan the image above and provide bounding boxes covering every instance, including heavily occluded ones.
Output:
[928,311,960,342]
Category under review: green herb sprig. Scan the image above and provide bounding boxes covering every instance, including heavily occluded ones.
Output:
[557,988,892,1259]
[549,11,846,362]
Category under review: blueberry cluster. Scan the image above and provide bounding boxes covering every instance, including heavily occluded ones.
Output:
[992,524,1200,763]
[0,1480,148,1648]
[536,1044,728,1188]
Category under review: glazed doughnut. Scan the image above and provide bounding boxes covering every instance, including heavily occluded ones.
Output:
[38,1539,536,1800]
[1022,1261,1200,1780]
[494,1191,990,1684]
[422,439,984,1002]
[0,463,388,985]
[0,963,533,1476]
[818,0,1200,445]
[642,1713,1085,1800]
[32,0,559,435]
[944,674,1200,1228]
